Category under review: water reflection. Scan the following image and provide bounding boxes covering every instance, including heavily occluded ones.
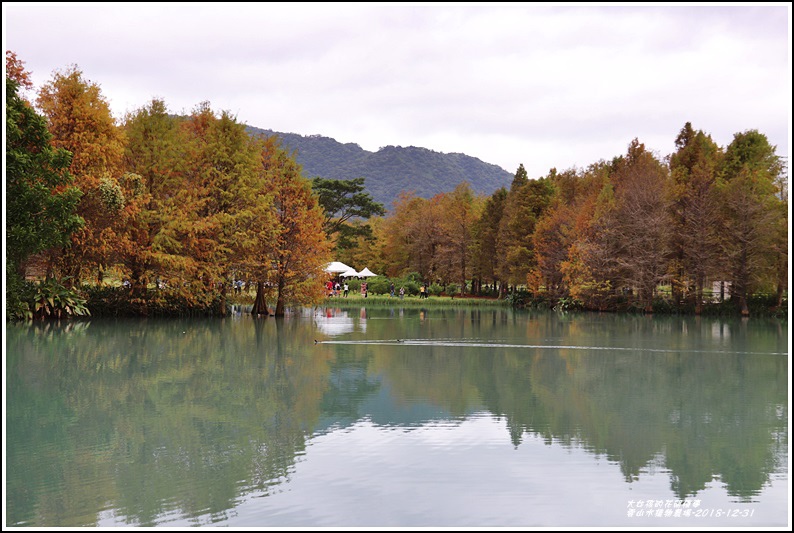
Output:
[5,310,788,526]
[312,307,365,336]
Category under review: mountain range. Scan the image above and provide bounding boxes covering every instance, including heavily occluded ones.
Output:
[246,126,514,210]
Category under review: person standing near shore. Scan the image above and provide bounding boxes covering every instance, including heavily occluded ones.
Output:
[343,282,349,297]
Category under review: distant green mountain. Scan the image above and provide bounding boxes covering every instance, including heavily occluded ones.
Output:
[246,126,513,210]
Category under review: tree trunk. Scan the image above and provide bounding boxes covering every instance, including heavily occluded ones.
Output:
[694,274,704,315]
[251,281,270,316]
[775,281,784,309]
[739,295,750,317]
[274,276,286,317]
[642,287,654,314]
[218,281,228,316]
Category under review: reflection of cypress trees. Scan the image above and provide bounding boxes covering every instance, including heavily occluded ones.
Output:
[319,348,381,421]
[6,311,787,526]
[6,318,331,526]
[472,350,551,449]
[7,332,105,528]
[273,317,291,408]
[361,311,787,498]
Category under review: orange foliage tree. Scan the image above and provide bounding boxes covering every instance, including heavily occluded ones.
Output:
[435,182,483,293]
[175,102,264,309]
[252,137,331,317]
[121,99,190,292]
[470,187,507,295]
[6,50,34,92]
[35,65,128,285]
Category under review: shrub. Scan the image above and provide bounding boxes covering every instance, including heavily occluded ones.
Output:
[505,288,531,308]
[31,277,90,320]
[553,296,583,312]
[365,276,390,295]
[398,280,420,296]
[346,279,361,293]
[404,272,423,283]
[445,284,459,298]
[6,269,35,321]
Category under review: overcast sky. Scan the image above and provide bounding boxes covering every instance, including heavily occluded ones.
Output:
[3,3,791,178]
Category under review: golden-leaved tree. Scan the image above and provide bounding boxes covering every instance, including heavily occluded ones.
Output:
[174,102,264,311]
[36,65,128,284]
[251,137,331,317]
[121,99,191,292]
[435,182,483,293]
[559,162,618,310]
[379,192,423,278]
[496,164,554,290]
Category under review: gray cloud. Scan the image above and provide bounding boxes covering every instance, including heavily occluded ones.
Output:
[4,3,789,178]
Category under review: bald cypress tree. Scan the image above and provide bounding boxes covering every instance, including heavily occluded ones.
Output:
[36,65,127,285]
[717,130,786,315]
[667,122,723,313]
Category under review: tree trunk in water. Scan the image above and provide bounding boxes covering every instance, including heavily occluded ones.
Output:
[251,281,270,316]
[217,282,227,316]
[643,288,654,314]
[775,280,784,309]
[274,276,286,317]
[739,296,750,317]
[694,275,704,315]
[130,266,147,297]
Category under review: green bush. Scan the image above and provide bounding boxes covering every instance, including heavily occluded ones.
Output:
[428,283,443,296]
[346,279,361,293]
[403,272,423,283]
[6,269,35,321]
[365,276,390,295]
[505,288,531,308]
[650,297,678,314]
[398,280,420,296]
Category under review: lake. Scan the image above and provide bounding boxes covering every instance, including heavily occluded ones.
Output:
[5,305,789,527]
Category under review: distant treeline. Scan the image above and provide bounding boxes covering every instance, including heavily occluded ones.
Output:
[355,130,787,317]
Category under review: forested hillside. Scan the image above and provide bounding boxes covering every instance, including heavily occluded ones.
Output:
[246,127,513,209]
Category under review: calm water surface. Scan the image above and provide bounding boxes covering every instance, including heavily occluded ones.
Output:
[5,306,789,527]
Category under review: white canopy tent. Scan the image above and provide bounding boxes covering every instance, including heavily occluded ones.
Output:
[340,268,359,277]
[324,261,353,274]
[357,267,377,277]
